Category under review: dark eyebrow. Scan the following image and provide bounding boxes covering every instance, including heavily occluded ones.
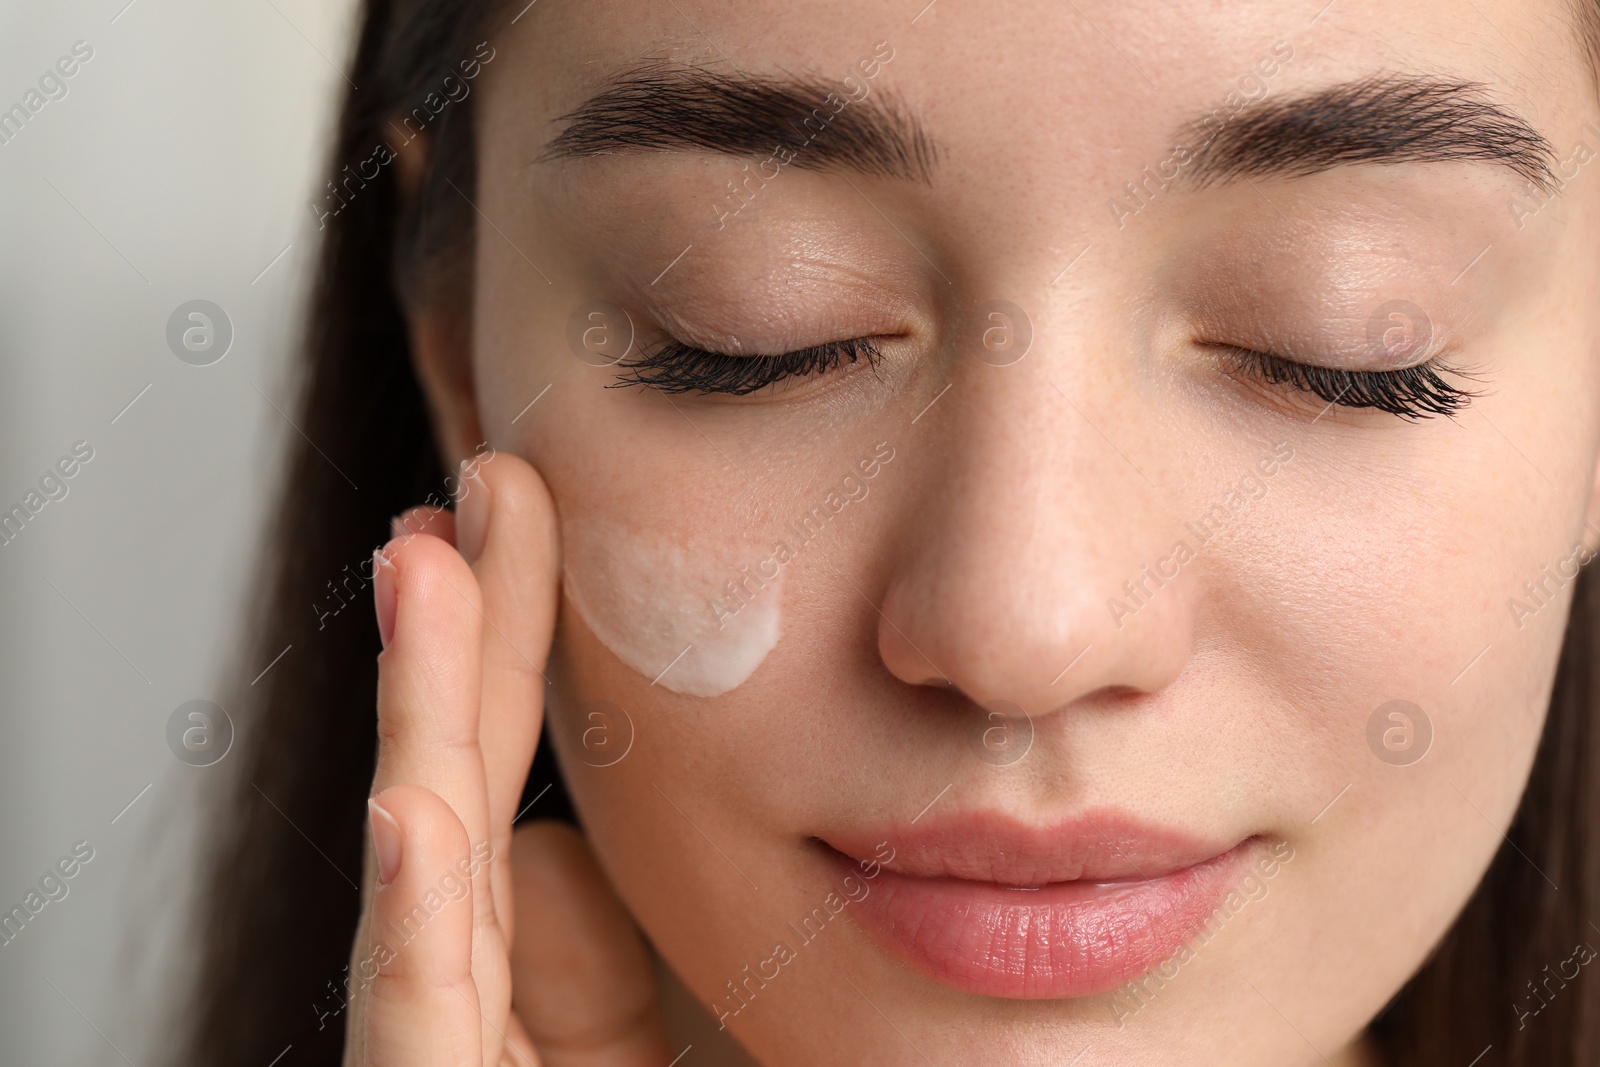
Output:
[1182,74,1558,194]
[537,64,939,183]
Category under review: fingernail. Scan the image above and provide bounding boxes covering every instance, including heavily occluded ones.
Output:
[373,548,397,649]
[368,796,402,886]
[390,514,407,541]
[456,462,490,564]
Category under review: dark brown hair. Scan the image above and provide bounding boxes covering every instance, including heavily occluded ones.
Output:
[183,1,1600,1063]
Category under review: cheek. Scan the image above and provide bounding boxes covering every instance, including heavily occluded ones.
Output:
[1144,437,1567,1034]
[1212,437,1566,981]
[560,516,782,697]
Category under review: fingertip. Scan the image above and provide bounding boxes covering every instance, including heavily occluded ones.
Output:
[392,505,456,546]
[471,451,561,575]
[379,531,483,621]
[360,785,481,1059]
[368,784,474,896]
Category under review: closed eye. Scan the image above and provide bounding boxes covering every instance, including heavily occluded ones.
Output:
[1213,344,1482,420]
[609,336,884,396]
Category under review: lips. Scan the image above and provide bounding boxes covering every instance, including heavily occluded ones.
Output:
[820,811,1255,1000]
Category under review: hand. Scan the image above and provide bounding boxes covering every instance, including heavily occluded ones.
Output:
[341,451,669,1066]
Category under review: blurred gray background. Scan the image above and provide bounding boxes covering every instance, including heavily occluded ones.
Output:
[0,0,358,1061]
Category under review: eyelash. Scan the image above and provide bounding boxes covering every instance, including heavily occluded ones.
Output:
[1217,346,1480,420]
[607,331,1479,419]
[609,336,884,396]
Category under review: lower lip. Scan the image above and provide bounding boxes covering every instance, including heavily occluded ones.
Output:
[838,841,1255,1000]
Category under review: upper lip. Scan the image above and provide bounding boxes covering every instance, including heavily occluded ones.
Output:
[820,809,1239,887]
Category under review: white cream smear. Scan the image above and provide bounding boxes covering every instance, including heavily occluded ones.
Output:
[561,517,782,697]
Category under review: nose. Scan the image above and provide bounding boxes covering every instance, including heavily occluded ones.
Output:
[876,351,1197,717]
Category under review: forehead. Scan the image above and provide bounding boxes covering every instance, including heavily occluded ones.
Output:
[488,0,1590,162]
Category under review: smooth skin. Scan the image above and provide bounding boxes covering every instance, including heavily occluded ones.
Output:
[349,0,1600,1064]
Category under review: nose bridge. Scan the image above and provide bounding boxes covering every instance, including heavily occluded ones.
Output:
[877,340,1196,716]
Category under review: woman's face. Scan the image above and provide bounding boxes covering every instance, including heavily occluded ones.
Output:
[425,0,1600,1062]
